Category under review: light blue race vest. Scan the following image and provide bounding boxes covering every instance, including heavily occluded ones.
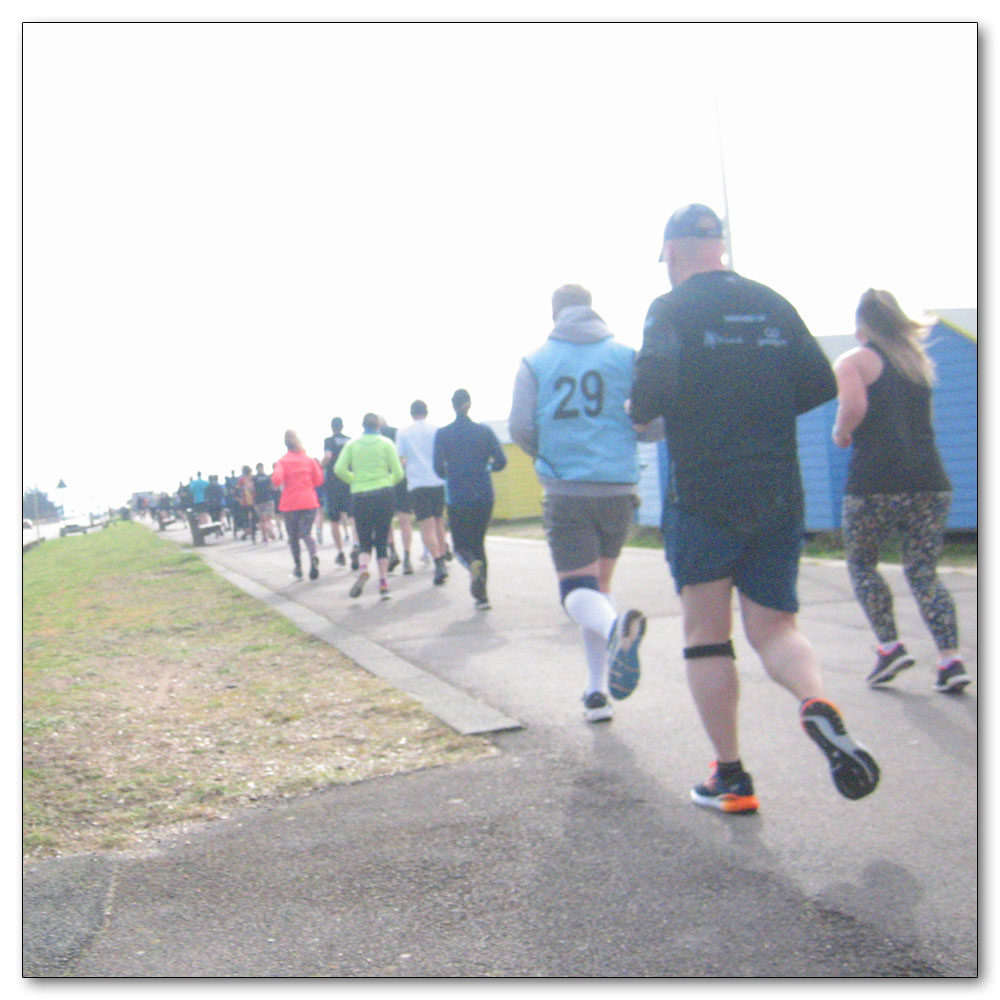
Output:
[525,337,638,483]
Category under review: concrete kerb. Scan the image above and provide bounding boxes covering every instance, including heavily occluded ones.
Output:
[198,552,524,737]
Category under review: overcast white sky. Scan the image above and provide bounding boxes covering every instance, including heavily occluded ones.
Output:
[18,9,980,513]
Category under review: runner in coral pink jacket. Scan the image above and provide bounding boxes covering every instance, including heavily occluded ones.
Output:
[272,430,324,581]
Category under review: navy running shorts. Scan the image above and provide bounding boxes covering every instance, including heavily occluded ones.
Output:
[662,504,804,612]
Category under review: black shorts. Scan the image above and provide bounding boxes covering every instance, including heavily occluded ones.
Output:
[409,486,446,521]
[393,478,412,514]
[326,479,353,519]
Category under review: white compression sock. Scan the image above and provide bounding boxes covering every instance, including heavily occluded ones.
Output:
[563,586,618,640]
[581,627,609,694]
[563,587,620,693]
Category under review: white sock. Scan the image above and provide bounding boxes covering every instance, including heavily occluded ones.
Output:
[563,587,618,641]
[582,628,608,694]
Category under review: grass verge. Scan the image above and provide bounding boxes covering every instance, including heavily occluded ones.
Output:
[22,524,495,862]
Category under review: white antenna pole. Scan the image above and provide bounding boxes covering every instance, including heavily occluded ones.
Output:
[714,90,734,270]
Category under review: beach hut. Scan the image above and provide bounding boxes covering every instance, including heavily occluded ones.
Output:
[484,420,544,521]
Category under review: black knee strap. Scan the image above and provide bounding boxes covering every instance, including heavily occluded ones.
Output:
[684,641,735,660]
[559,574,600,604]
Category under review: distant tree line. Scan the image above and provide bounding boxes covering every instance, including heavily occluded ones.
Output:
[23,490,60,521]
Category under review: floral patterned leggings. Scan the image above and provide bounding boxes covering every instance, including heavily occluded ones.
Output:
[842,491,958,650]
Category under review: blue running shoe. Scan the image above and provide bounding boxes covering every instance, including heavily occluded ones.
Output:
[607,610,646,700]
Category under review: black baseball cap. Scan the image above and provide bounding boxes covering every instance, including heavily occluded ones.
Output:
[659,204,724,260]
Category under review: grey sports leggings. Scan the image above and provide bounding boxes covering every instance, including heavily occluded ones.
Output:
[842,491,958,650]
[284,508,317,565]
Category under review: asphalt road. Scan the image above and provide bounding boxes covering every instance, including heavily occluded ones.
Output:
[23,517,978,977]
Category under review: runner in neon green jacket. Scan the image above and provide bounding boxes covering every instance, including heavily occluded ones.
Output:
[334,414,405,599]
[333,427,404,495]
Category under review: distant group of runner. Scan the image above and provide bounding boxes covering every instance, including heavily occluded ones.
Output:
[140,393,507,609]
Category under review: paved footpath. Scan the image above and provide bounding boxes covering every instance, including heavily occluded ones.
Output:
[23,520,978,977]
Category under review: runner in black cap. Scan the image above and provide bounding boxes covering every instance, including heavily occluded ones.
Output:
[631,203,880,813]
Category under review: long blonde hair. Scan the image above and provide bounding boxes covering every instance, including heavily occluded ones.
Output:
[856,288,935,387]
[284,429,304,452]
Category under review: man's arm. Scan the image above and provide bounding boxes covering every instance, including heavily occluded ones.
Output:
[633,413,666,442]
[485,426,507,472]
[394,428,409,468]
[386,440,406,486]
[631,299,679,427]
[790,305,837,415]
[432,430,447,480]
[508,360,539,456]
[333,444,354,484]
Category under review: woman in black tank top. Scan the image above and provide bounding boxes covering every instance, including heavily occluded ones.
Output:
[832,289,970,694]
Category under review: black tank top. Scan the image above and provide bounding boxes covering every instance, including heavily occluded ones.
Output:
[846,345,950,495]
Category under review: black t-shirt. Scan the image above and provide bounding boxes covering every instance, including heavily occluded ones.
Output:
[323,433,351,483]
[252,473,275,503]
[632,270,836,532]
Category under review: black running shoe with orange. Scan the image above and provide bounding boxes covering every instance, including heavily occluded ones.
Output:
[800,698,879,800]
[690,763,760,814]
